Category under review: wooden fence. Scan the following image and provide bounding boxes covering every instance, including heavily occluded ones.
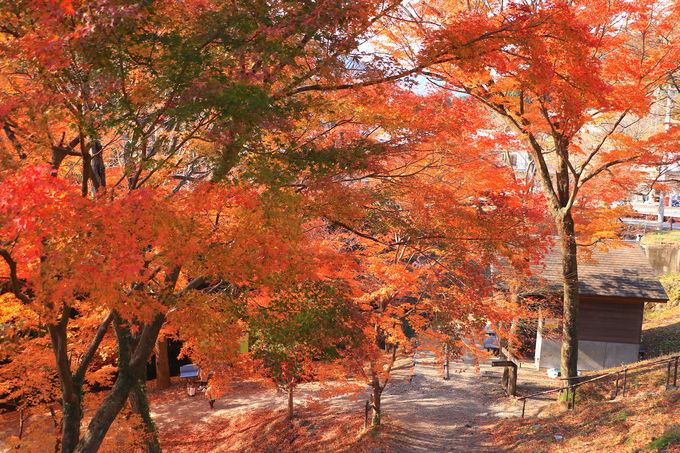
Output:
[517,354,680,418]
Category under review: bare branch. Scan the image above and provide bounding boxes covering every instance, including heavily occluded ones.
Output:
[0,249,30,304]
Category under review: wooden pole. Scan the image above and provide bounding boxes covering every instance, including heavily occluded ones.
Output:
[364,401,370,429]
[614,371,620,399]
[507,364,518,397]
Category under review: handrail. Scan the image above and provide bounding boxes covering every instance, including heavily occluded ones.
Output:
[516,354,680,418]
[557,355,680,381]
[519,354,680,401]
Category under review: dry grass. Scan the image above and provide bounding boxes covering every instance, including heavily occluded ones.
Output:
[490,388,680,452]
[643,303,680,359]
[640,231,680,245]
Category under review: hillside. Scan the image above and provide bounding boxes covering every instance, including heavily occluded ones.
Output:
[491,388,679,452]
[489,302,680,452]
[642,304,680,358]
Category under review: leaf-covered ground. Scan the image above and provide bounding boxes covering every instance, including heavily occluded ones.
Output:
[490,388,680,452]
[488,302,680,453]
[159,406,390,453]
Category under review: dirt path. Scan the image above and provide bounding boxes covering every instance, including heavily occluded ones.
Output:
[0,352,556,452]
[381,351,502,452]
[145,351,557,452]
[382,350,558,452]
[150,381,281,435]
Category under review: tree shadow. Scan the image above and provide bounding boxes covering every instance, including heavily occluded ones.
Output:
[641,320,680,358]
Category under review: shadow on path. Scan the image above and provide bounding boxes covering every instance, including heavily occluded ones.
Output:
[384,351,507,452]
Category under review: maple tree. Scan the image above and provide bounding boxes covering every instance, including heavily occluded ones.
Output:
[288,88,549,425]
[0,166,326,451]
[246,281,357,419]
[383,0,680,382]
[154,84,548,429]
[0,0,426,450]
[2,0,677,451]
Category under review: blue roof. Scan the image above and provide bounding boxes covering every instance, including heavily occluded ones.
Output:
[179,363,199,378]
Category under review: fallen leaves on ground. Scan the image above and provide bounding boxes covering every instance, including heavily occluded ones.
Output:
[490,388,680,452]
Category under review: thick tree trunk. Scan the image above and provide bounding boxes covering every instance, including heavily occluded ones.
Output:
[48,319,82,453]
[74,313,165,453]
[557,213,580,384]
[154,338,171,390]
[129,379,162,453]
[60,400,83,453]
[74,369,137,453]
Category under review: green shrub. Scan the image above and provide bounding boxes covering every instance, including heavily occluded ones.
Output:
[647,424,680,450]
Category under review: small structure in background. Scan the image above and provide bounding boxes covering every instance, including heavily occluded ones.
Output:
[179,363,199,396]
[483,326,500,356]
[532,243,668,371]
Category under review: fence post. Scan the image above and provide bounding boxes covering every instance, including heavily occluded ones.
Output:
[614,371,620,399]
[521,399,526,418]
[667,361,673,388]
[622,369,628,397]
[674,357,678,388]
[364,400,370,429]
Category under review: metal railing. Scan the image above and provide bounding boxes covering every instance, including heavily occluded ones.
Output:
[517,354,680,418]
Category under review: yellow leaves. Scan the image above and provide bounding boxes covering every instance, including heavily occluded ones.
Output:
[0,293,38,324]
[85,364,117,387]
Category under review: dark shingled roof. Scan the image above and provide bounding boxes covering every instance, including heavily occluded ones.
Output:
[532,243,668,302]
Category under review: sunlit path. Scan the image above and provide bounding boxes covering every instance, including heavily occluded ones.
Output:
[383,350,507,452]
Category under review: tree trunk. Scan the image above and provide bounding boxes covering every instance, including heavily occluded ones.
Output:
[74,313,165,453]
[658,191,666,226]
[60,399,83,453]
[48,318,82,453]
[287,386,294,420]
[74,369,137,453]
[558,213,580,384]
[370,377,382,426]
[18,409,26,440]
[154,338,171,390]
[49,406,62,453]
[443,343,450,380]
[129,379,162,453]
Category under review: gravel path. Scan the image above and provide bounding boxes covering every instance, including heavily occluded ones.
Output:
[146,351,556,452]
[0,348,556,452]
[383,351,522,452]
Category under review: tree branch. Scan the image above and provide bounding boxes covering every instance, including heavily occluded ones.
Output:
[0,249,30,304]
[578,155,639,187]
[74,311,114,382]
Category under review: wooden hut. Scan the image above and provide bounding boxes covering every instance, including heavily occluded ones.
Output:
[532,243,668,371]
